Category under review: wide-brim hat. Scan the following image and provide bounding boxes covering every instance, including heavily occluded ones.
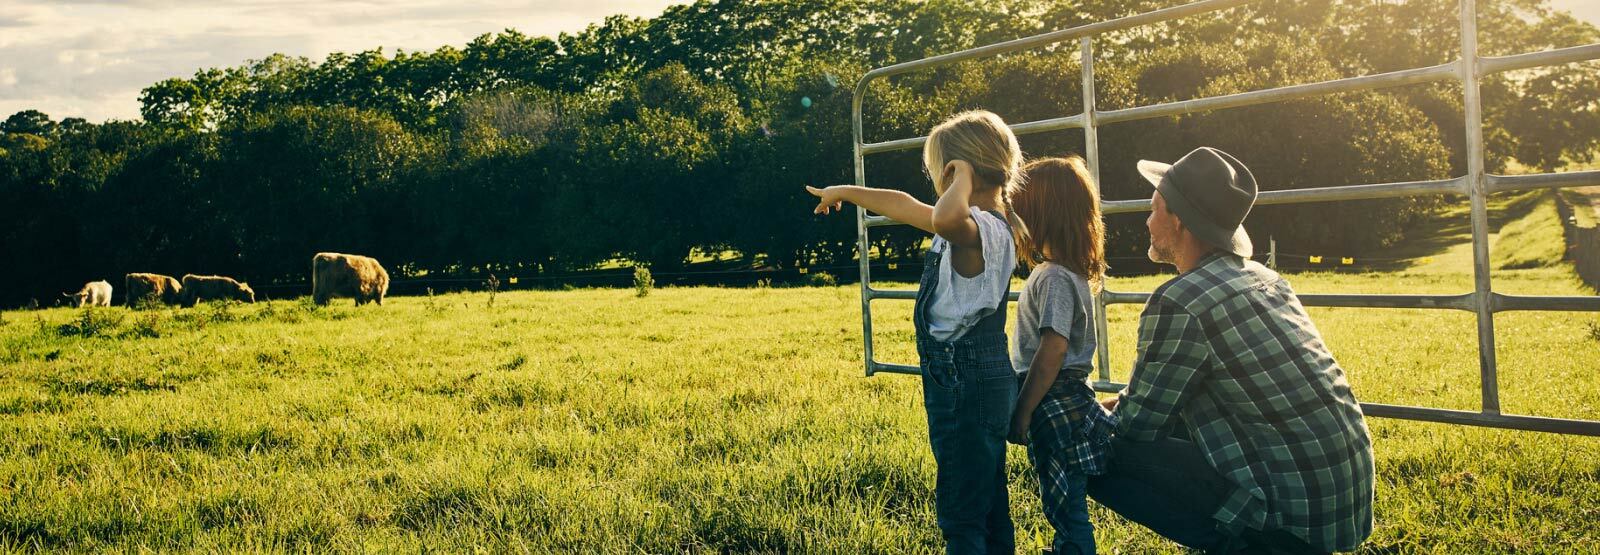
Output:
[1137,147,1256,258]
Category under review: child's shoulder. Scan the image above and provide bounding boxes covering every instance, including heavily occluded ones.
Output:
[1027,262,1089,290]
[970,206,1008,228]
[1028,261,1081,280]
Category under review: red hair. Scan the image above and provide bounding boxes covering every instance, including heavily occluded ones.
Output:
[1014,156,1107,290]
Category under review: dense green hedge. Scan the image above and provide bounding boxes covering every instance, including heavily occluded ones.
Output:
[1,0,1594,306]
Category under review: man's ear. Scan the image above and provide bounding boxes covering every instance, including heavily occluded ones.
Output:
[1172,218,1199,249]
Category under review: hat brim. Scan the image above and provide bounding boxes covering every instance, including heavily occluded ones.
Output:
[1137,160,1170,188]
[1139,159,1253,259]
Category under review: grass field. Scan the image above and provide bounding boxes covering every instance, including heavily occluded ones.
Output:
[3,193,1599,553]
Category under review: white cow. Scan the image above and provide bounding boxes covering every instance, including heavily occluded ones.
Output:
[65,280,113,307]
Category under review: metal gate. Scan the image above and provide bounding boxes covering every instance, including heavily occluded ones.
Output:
[850,0,1600,435]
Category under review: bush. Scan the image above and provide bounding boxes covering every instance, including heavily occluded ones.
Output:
[806,271,838,287]
[125,312,164,338]
[633,266,653,298]
[129,292,162,311]
[56,307,124,338]
[205,300,241,324]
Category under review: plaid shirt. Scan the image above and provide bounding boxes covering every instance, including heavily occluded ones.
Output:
[1028,372,1117,476]
[1115,253,1374,552]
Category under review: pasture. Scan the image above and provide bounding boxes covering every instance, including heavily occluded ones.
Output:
[2,192,1598,553]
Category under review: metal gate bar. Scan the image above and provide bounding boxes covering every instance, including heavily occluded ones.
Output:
[851,0,1600,436]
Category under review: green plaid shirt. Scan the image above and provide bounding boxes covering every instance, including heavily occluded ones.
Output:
[1115,252,1374,552]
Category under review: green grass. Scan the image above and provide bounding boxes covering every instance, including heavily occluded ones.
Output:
[2,203,1599,553]
[1493,192,1568,270]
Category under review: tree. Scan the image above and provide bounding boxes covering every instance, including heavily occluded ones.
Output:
[1,110,56,136]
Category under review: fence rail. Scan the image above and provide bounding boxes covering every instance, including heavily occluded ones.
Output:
[851,0,1600,435]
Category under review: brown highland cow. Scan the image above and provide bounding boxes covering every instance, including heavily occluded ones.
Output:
[125,273,183,307]
[181,274,255,306]
[312,252,389,306]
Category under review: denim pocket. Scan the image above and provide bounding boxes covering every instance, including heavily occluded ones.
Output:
[977,373,1017,437]
[920,355,961,391]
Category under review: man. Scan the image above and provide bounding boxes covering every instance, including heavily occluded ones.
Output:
[1089,147,1375,554]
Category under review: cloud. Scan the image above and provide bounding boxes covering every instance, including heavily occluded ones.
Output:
[0,0,684,122]
[3,0,1596,123]
[1550,0,1600,26]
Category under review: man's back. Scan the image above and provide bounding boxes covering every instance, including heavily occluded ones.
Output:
[1119,252,1375,551]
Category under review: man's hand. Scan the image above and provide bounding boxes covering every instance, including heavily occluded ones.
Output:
[1007,412,1031,446]
[1100,396,1120,412]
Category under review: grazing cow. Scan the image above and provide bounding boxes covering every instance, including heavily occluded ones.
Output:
[64,280,112,308]
[312,252,389,306]
[125,273,183,307]
[181,274,255,306]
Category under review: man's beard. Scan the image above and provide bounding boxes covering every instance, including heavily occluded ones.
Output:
[1148,242,1171,264]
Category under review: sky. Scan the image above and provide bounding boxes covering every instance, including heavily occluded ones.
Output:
[1,0,1596,124]
[0,1,685,123]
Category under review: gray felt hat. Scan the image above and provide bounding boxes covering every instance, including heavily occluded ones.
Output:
[1137,147,1257,258]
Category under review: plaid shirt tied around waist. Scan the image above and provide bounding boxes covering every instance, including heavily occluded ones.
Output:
[1028,371,1116,477]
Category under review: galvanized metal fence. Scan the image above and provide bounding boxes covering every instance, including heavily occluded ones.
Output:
[851,0,1600,435]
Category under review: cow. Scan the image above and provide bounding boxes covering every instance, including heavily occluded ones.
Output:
[312,252,389,306]
[124,273,183,307]
[180,274,255,307]
[64,280,112,308]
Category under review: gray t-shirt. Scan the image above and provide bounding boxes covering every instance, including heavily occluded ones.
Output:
[1011,262,1097,379]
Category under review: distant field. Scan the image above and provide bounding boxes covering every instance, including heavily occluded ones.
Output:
[3,193,1598,553]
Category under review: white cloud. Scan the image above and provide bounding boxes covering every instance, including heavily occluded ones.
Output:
[0,0,684,122]
[1550,0,1600,27]
[1,0,1596,123]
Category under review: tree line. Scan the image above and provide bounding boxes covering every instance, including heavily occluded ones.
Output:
[2,0,1596,307]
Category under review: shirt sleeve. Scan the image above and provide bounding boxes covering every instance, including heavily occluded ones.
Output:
[1115,297,1211,441]
[1034,268,1080,340]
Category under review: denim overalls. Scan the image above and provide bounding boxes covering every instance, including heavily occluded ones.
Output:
[913,210,1017,554]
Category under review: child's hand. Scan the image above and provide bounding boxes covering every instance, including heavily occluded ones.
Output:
[806,185,848,215]
[1100,397,1120,412]
[1007,411,1031,446]
[941,160,975,192]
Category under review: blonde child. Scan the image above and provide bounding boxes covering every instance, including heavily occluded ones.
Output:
[807,110,1025,554]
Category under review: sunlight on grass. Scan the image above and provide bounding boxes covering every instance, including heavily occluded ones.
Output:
[1,200,1597,552]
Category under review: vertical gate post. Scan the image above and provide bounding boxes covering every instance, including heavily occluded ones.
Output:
[1081,38,1115,386]
[1460,0,1501,413]
[853,84,876,376]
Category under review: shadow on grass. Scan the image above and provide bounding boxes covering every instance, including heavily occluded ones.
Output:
[1337,190,1550,273]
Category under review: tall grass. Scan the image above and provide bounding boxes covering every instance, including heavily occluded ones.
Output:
[1,203,1597,552]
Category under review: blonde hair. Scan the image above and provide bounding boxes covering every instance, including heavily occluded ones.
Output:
[1014,156,1108,291]
[922,110,1028,259]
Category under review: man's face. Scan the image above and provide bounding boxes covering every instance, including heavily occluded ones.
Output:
[1147,190,1182,264]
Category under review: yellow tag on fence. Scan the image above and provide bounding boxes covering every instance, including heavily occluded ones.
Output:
[799,268,808,274]
[1309,256,1323,264]
[1341,257,1354,265]
[508,277,518,284]
[888,263,898,270]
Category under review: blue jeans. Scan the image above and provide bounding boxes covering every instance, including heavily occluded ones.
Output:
[922,337,1016,554]
[1086,437,1327,554]
[1029,451,1094,554]
[1086,436,1231,551]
